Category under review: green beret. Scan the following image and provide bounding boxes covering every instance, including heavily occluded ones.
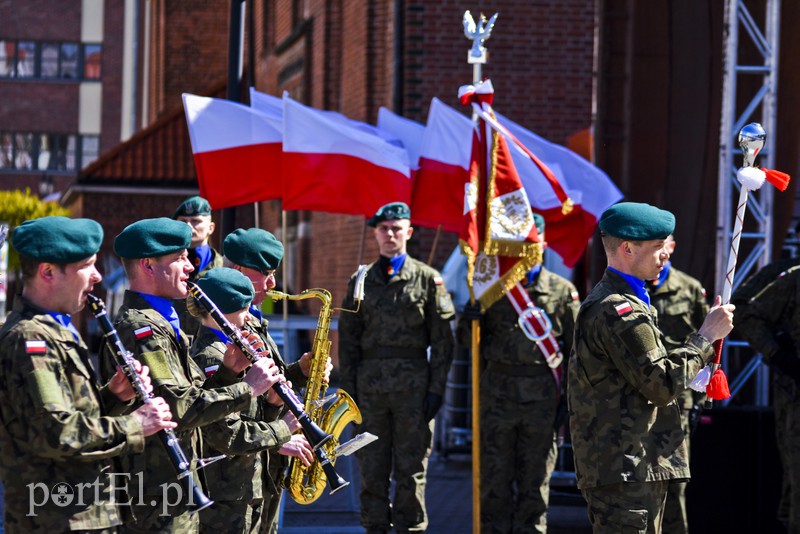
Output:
[598,202,675,241]
[532,213,545,234]
[12,216,103,264]
[174,196,212,218]
[223,228,284,273]
[196,267,254,314]
[114,218,192,259]
[367,202,410,228]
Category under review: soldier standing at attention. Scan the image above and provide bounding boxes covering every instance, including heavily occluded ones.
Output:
[457,213,580,533]
[646,235,709,534]
[568,202,734,533]
[101,217,282,533]
[188,267,313,534]
[0,216,176,533]
[338,202,455,534]
[173,196,224,340]
[735,264,800,533]
[222,228,322,534]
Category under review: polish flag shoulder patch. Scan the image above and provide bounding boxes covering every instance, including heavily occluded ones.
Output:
[570,290,580,301]
[434,276,444,286]
[204,365,219,377]
[25,340,47,353]
[134,326,153,339]
[614,302,633,316]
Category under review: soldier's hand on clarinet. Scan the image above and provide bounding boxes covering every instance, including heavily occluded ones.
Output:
[242,358,283,397]
[108,361,151,402]
[697,295,735,343]
[266,380,289,406]
[278,434,314,466]
[281,410,302,433]
[132,396,177,437]
[223,330,267,374]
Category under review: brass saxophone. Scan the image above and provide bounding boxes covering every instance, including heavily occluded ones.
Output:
[268,277,365,504]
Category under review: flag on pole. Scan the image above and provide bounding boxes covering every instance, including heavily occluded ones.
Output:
[281,95,412,217]
[496,112,623,266]
[458,80,542,308]
[411,98,474,232]
[182,93,283,209]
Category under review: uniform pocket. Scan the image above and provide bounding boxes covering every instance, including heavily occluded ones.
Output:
[589,495,648,533]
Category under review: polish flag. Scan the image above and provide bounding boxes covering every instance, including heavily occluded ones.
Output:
[495,112,622,266]
[411,98,474,232]
[377,107,425,171]
[281,95,412,217]
[183,94,283,209]
[249,88,283,120]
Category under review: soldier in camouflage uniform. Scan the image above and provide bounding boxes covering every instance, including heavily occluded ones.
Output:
[736,264,800,533]
[568,203,733,533]
[100,218,282,533]
[188,267,313,534]
[221,228,321,534]
[338,202,455,534]
[646,235,709,534]
[457,213,580,533]
[173,196,225,341]
[0,216,175,533]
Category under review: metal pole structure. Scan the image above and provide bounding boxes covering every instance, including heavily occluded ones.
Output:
[716,0,780,407]
[222,0,247,239]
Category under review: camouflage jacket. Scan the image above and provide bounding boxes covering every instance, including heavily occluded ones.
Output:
[99,291,252,507]
[190,325,292,502]
[0,296,144,532]
[648,266,709,410]
[730,256,800,307]
[188,246,224,283]
[338,256,455,397]
[456,267,580,401]
[568,269,714,489]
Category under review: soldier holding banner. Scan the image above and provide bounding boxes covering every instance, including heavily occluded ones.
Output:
[568,202,733,532]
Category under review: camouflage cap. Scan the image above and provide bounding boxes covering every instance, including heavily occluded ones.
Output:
[174,195,212,218]
[367,202,410,228]
[114,217,192,259]
[532,212,545,234]
[12,216,103,264]
[196,267,254,314]
[223,228,284,273]
[598,202,675,241]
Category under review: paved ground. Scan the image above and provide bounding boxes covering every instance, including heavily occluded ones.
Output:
[280,450,593,534]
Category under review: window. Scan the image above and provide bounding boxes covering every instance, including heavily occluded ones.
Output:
[0,39,101,80]
[0,131,98,173]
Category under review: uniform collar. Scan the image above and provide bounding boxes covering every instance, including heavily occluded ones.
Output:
[136,292,181,338]
[607,267,650,307]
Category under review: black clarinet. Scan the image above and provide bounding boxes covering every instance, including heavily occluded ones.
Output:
[186,282,349,495]
[86,294,214,512]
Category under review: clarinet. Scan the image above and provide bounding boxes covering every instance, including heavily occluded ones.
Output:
[186,282,349,495]
[86,294,214,512]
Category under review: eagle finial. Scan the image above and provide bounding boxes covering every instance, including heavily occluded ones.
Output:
[463,10,499,59]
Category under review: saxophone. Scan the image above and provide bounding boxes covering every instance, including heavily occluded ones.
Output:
[268,274,366,504]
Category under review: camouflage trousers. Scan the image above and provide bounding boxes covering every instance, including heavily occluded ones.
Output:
[198,497,263,533]
[661,406,692,534]
[480,380,558,533]
[356,387,432,532]
[773,377,800,533]
[260,489,281,534]
[581,480,669,534]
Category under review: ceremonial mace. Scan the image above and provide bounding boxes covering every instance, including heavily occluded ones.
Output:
[690,123,790,407]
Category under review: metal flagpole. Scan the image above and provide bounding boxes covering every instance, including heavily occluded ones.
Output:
[463,10,496,533]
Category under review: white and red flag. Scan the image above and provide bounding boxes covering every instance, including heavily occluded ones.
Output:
[248,88,283,120]
[377,107,424,172]
[281,95,412,217]
[496,112,622,266]
[182,93,283,208]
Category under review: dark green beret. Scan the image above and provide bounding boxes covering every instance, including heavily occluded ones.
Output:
[174,196,212,218]
[12,216,103,264]
[196,267,254,314]
[532,213,545,234]
[598,202,675,241]
[223,228,284,273]
[114,218,192,259]
[367,202,410,228]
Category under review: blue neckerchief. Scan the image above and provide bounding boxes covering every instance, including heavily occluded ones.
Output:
[249,305,262,322]
[650,261,671,288]
[207,326,229,345]
[48,312,79,341]
[194,244,213,273]
[525,264,543,286]
[608,267,650,307]
[387,254,407,278]
[138,293,181,338]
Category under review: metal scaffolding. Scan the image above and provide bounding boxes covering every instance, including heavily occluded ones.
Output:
[716,0,781,406]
